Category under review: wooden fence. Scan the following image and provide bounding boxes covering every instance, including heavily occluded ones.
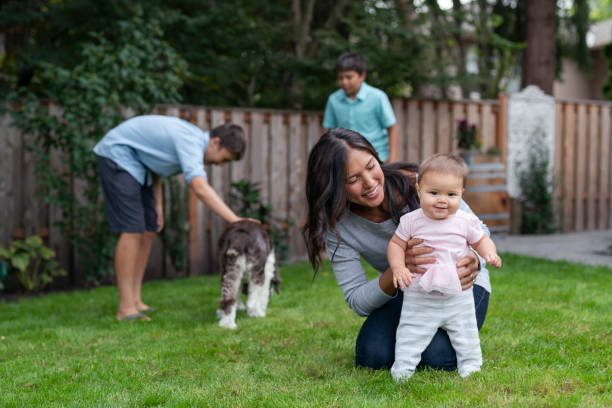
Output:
[553,99,612,232]
[151,98,504,276]
[1,95,610,279]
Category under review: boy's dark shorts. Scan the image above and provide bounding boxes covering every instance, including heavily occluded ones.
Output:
[97,156,158,233]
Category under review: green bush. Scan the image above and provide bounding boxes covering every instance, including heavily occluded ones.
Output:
[161,177,190,275]
[485,146,501,156]
[0,236,66,292]
[0,258,7,291]
[8,10,187,282]
[519,143,557,234]
[229,180,294,263]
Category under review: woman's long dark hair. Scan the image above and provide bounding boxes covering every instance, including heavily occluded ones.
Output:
[303,128,419,273]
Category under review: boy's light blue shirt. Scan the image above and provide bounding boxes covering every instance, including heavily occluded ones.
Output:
[323,82,396,161]
[93,115,209,185]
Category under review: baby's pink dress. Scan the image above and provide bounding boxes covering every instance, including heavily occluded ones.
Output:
[394,208,484,295]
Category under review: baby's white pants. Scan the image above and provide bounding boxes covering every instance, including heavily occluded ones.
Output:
[390,287,482,381]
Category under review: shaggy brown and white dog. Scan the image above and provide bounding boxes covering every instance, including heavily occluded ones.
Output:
[216,220,280,329]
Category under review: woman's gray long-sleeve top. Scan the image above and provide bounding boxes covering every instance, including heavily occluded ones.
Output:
[325,201,491,317]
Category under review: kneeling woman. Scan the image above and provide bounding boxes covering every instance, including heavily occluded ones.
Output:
[303,128,491,370]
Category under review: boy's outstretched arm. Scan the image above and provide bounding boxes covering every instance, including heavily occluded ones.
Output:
[153,174,164,232]
[387,234,414,289]
[189,176,241,224]
[472,236,502,268]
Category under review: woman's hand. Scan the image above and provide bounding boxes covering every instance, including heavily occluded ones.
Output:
[404,238,435,274]
[457,250,480,290]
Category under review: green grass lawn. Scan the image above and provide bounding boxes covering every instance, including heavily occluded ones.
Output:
[1,254,610,407]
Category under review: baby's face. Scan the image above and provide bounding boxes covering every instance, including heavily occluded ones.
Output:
[416,172,464,220]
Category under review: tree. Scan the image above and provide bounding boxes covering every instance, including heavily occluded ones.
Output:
[0,0,142,97]
[520,0,591,94]
[522,0,557,94]
[562,0,592,73]
[159,0,425,109]
[413,0,524,99]
[287,0,351,109]
[590,0,612,21]
[8,10,187,281]
[602,43,612,100]
[1,1,593,110]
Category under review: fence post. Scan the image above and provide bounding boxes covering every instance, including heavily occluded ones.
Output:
[506,86,556,234]
[497,94,508,164]
[599,106,611,229]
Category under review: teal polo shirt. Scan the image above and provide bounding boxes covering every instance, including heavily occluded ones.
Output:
[323,82,396,161]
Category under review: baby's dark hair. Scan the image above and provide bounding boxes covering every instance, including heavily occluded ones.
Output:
[418,153,469,187]
[335,52,366,75]
[210,123,246,160]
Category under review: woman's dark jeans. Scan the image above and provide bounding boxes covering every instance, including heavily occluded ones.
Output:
[355,285,489,371]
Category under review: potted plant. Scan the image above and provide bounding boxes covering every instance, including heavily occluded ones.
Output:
[457,120,481,166]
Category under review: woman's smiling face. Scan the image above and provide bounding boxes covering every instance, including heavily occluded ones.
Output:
[344,148,385,208]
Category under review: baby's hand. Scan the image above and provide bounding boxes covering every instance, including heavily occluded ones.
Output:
[392,267,414,289]
[484,253,502,268]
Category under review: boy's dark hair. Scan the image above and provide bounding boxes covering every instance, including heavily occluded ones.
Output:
[335,53,366,75]
[210,123,246,160]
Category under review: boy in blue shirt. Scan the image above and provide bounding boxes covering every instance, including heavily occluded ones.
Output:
[323,53,398,162]
[94,115,253,321]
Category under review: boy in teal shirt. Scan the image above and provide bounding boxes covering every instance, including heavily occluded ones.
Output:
[323,53,398,162]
